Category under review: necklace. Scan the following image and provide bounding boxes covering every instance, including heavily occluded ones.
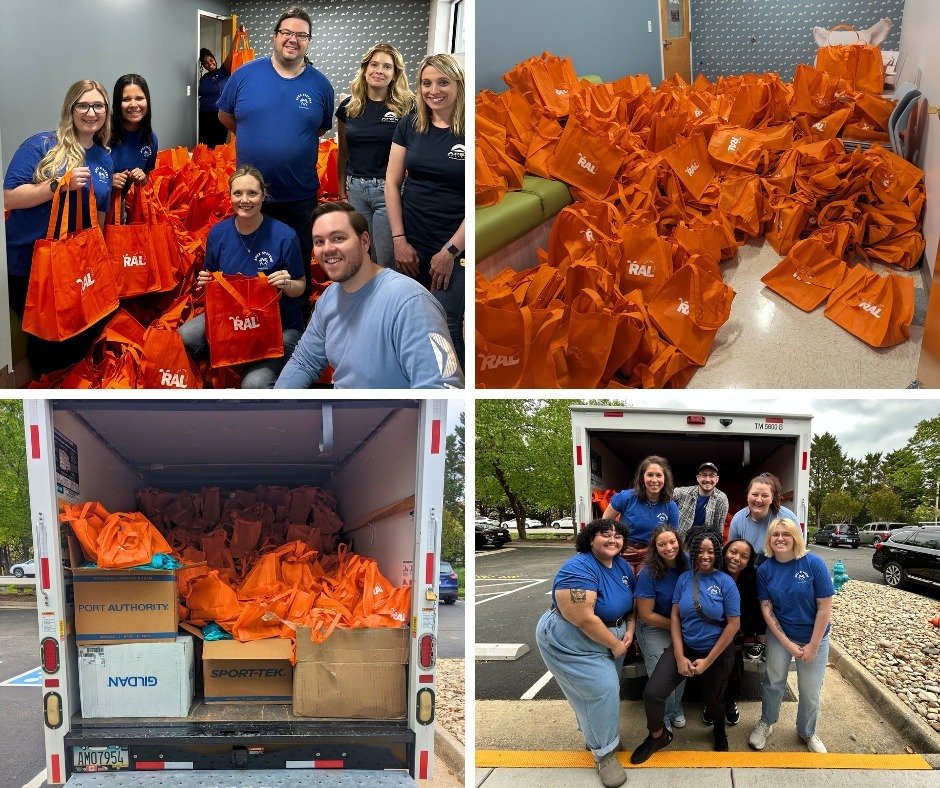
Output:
[236,217,263,257]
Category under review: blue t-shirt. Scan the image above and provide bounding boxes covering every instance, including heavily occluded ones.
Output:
[336,97,402,179]
[218,58,334,202]
[203,216,304,331]
[673,570,741,652]
[3,131,113,277]
[729,505,799,565]
[110,128,158,174]
[274,268,463,389]
[199,65,230,112]
[757,553,834,643]
[552,551,635,623]
[609,489,679,546]
[635,558,688,618]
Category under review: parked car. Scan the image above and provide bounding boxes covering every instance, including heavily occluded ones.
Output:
[551,516,574,529]
[476,521,512,549]
[9,559,36,578]
[439,561,458,604]
[814,524,860,548]
[475,516,499,527]
[500,517,543,529]
[858,521,908,546]
[872,526,940,590]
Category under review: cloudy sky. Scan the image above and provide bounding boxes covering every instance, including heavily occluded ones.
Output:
[587,393,940,460]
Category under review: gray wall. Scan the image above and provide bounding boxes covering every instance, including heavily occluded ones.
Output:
[0,0,230,170]
[691,0,904,81]
[476,0,663,92]
[231,0,430,133]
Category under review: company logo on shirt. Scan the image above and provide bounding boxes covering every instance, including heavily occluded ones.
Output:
[141,145,153,159]
[254,251,274,270]
[657,513,669,523]
[296,93,313,109]
[794,570,810,583]
[430,332,460,378]
[621,575,631,586]
[382,111,399,123]
[447,144,465,160]
[707,584,722,597]
[94,166,110,183]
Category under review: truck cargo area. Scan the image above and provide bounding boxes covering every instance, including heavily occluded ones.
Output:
[27,399,446,784]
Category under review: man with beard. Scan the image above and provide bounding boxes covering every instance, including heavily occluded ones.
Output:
[673,462,729,548]
[275,202,463,388]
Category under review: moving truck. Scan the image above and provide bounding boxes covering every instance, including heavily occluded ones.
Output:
[569,404,813,537]
[24,398,449,786]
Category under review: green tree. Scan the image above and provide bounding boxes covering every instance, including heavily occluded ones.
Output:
[441,412,465,564]
[809,433,848,527]
[0,401,30,572]
[865,488,901,523]
[821,489,863,524]
[883,446,926,516]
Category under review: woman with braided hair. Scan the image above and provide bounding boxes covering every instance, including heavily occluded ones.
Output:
[630,529,740,764]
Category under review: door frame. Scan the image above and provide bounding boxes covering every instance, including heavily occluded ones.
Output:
[196,10,233,145]
[658,0,692,83]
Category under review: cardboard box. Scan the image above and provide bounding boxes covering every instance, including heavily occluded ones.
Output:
[292,627,408,719]
[78,636,194,718]
[180,625,293,704]
[72,567,179,646]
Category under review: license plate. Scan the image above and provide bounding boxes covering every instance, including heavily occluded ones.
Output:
[73,746,129,771]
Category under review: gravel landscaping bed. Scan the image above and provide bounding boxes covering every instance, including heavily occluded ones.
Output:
[437,658,465,744]
[831,581,940,733]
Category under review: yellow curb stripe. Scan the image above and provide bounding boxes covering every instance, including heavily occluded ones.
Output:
[475,750,933,770]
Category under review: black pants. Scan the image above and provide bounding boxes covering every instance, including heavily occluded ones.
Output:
[644,641,735,733]
[198,111,229,148]
[726,647,745,707]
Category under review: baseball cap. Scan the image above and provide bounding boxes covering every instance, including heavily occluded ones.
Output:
[698,462,719,474]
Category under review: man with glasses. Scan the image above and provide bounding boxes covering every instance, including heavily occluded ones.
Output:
[218,7,334,275]
[673,462,729,548]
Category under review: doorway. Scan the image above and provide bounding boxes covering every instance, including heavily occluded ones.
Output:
[660,0,691,82]
[196,11,234,145]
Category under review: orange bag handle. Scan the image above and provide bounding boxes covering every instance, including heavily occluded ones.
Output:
[210,271,281,311]
[46,170,98,240]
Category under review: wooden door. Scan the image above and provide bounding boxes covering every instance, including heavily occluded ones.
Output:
[660,0,691,82]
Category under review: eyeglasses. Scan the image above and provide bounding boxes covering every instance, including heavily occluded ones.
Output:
[73,102,106,114]
[276,29,311,41]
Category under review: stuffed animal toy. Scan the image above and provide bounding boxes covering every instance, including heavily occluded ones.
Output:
[813,18,892,48]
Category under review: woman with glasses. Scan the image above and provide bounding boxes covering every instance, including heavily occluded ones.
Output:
[749,518,834,754]
[2,79,114,375]
[535,518,635,788]
[385,53,465,371]
[109,74,158,193]
[336,44,414,268]
[729,472,798,566]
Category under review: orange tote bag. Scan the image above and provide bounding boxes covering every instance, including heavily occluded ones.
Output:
[204,272,284,368]
[823,265,914,348]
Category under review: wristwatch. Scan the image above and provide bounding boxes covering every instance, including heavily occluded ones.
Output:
[49,178,59,193]
[446,243,460,257]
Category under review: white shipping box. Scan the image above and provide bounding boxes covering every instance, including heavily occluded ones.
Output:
[78,635,195,718]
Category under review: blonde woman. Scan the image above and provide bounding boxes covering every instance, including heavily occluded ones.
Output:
[385,53,465,370]
[336,43,413,267]
[3,79,114,374]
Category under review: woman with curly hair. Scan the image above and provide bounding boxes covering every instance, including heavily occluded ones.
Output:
[535,518,635,787]
[603,455,680,577]
[635,524,690,732]
[336,43,413,268]
[630,529,740,764]
[3,79,114,374]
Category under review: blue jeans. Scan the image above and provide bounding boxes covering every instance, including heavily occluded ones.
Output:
[536,608,626,757]
[416,255,465,372]
[177,312,300,389]
[760,629,830,740]
[636,619,685,724]
[346,176,393,268]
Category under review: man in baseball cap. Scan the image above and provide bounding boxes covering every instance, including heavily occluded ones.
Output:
[673,462,729,547]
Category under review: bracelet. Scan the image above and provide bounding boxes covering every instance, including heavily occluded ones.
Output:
[392,234,405,238]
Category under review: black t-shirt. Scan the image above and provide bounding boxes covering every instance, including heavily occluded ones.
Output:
[335,97,401,179]
[392,112,465,259]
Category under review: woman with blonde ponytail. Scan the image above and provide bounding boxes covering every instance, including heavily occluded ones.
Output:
[3,79,114,375]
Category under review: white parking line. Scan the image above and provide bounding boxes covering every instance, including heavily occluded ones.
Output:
[521,670,554,700]
[23,770,46,788]
[476,548,517,556]
[475,579,546,605]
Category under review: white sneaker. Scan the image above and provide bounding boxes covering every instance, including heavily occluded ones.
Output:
[671,712,686,728]
[804,734,827,753]
[748,721,773,750]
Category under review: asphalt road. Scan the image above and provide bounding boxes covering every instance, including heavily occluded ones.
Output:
[437,597,465,659]
[475,542,938,702]
[0,608,45,788]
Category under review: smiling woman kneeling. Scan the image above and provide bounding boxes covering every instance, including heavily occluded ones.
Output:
[535,518,636,788]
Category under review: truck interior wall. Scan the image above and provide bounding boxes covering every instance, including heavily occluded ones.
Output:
[330,408,419,584]
[593,439,632,493]
[760,445,798,506]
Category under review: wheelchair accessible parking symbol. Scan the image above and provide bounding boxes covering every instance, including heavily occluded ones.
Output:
[1,667,42,686]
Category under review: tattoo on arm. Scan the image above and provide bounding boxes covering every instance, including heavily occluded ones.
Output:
[569,589,588,604]
[762,601,783,636]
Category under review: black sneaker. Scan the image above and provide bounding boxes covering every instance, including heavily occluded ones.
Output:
[702,708,714,726]
[630,729,673,765]
[725,702,740,726]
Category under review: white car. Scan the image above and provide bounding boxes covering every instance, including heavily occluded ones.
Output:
[551,516,574,529]
[10,559,36,578]
[501,518,544,529]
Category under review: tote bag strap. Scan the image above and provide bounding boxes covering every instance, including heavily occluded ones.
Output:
[691,571,726,627]
[210,271,281,311]
[46,171,76,240]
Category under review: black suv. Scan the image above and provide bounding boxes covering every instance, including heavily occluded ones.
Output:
[475,521,511,549]
[871,526,940,590]
[814,524,860,549]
